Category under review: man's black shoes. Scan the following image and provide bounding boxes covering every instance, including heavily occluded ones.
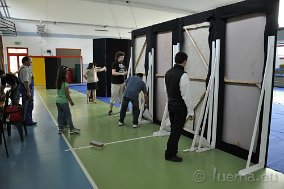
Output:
[165,155,183,162]
[24,122,37,126]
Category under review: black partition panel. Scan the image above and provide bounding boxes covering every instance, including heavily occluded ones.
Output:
[93,38,130,97]
[45,57,61,89]
[61,57,81,83]
[131,0,279,164]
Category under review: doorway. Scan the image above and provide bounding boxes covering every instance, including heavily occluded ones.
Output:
[6,47,28,73]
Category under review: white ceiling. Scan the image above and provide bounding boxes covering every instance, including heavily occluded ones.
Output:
[4,0,249,38]
[84,0,244,13]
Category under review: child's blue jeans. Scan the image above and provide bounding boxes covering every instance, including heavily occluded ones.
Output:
[56,103,75,130]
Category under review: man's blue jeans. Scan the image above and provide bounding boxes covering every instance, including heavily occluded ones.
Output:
[19,80,34,125]
[119,96,140,125]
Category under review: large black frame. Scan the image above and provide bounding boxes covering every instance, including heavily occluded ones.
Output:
[131,0,279,165]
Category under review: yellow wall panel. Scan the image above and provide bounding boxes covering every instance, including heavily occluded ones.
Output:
[32,57,46,86]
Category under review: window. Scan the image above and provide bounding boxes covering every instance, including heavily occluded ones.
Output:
[6,47,28,73]
[279,0,284,27]
[278,45,284,59]
[7,48,28,54]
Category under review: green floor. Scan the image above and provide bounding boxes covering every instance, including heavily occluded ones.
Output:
[36,86,284,189]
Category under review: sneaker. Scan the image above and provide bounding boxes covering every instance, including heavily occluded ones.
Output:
[108,110,112,115]
[58,129,64,134]
[70,128,80,134]
[119,122,124,126]
[133,124,138,128]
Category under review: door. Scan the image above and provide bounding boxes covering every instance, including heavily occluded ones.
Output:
[7,47,28,73]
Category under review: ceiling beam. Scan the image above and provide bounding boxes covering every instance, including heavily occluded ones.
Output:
[0,0,10,18]
[9,17,136,30]
[84,0,196,14]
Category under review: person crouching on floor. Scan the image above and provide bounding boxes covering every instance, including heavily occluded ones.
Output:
[119,73,148,128]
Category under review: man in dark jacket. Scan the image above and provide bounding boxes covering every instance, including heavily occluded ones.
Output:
[164,52,194,162]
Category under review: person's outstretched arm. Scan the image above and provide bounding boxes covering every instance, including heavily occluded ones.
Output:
[95,66,107,72]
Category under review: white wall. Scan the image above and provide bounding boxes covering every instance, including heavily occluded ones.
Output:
[3,35,93,65]
[2,0,188,65]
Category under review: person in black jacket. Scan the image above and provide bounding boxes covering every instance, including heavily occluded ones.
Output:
[164,52,194,162]
[0,69,20,105]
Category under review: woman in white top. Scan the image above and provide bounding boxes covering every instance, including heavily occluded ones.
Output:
[84,62,106,103]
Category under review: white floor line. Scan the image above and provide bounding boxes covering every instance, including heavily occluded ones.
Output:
[65,145,93,151]
[104,135,154,145]
[36,89,99,189]
[65,135,154,152]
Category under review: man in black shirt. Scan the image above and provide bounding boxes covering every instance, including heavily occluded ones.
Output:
[108,51,127,115]
[0,69,20,105]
